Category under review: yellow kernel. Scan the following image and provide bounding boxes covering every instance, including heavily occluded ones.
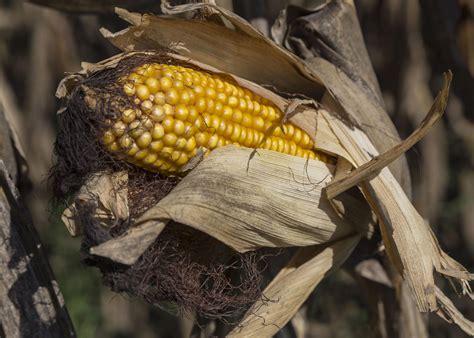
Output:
[273,126,282,137]
[230,124,241,141]
[174,105,188,121]
[270,138,279,151]
[301,133,311,148]
[253,116,265,131]
[222,106,233,120]
[134,149,148,160]
[289,142,297,155]
[206,88,217,100]
[193,85,205,97]
[206,98,215,113]
[293,128,302,144]
[160,147,174,158]
[151,157,165,169]
[170,150,182,162]
[150,105,166,122]
[296,147,304,157]
[122,109,136,123]
[268,106,278,121]
[246,99,254,113]
[196,132,210,146]
[174,120,186,136]
[107,142,120,152]
[123,83,135,96]
[137,132,152,148]
[166,88,179,105]
[224,123,234,138]
[188,90,196,105]
[238,127,247,144]
[210,115,220,131]
[145,77,160,94]
[184,124,197,138]
[308,151,316,160]
[176,137,187,150]
[162,116,175,133]
[216,137,225,148]
[126,143,139,156]
[217,92,227,103]
[129,123,144,139]
[223,83,232,96]
[208,134,219,149]
[179,90,190,105]
[153,92,166,105]
[218,120,227,135]
[196,97,206,113]
[261,137,270,149]
[214,102,224,115]
[215,78,224,91]
[136,85,150,101]
[160,77,173,91]
[239,98,247,111]
[163,104,174,116]
[163,133,178,146]
[150,140,164,152]
[283,141,290,154]
[283,124,294,138]
[241,113,253,128]
[141,116,153,130]
[152,124,165,139]
[260,106,268,119]
[232,109,243,124]
[228,96,239,107]
[112,121,126,137]
[187,107,199,123]
[128,73,143,83]
[173,80,184,91]
[141,100,153,113]
[253,101,261,115]
[202,113,211,127]
[176,152,189,166]
[102,131,115,145]
[243,129,254,147]
[186,137,196,152]
[144,65,156,78]
[195,117,206,131]
[118,135,133,148]
[143,153,158,165]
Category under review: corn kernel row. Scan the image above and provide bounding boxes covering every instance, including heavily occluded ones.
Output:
[101,63,327,175]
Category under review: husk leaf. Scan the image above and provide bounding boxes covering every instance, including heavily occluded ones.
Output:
[228,234,361,337]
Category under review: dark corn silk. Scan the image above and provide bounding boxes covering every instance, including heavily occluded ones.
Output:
[101,63,328,175]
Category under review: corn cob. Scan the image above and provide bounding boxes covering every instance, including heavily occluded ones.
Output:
[101,63,328,175]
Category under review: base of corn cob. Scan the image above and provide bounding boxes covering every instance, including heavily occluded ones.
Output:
[100,63,328,175]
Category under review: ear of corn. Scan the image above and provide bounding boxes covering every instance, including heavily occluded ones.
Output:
[101,63,328,175]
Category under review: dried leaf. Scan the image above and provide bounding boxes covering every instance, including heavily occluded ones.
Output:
[61,171,129,236]
[326,71,452,199]
[228,234,361,337]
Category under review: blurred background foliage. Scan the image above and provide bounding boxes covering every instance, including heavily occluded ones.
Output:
[0,0,472,337]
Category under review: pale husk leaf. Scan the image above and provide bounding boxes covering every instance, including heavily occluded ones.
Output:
[134,146,372,253]
[228,234,361,337]
[61,171,129,236]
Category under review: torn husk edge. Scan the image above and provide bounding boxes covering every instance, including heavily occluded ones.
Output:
[320,72,473,332]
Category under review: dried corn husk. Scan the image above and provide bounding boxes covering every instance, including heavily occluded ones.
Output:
[58,1,473,335]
